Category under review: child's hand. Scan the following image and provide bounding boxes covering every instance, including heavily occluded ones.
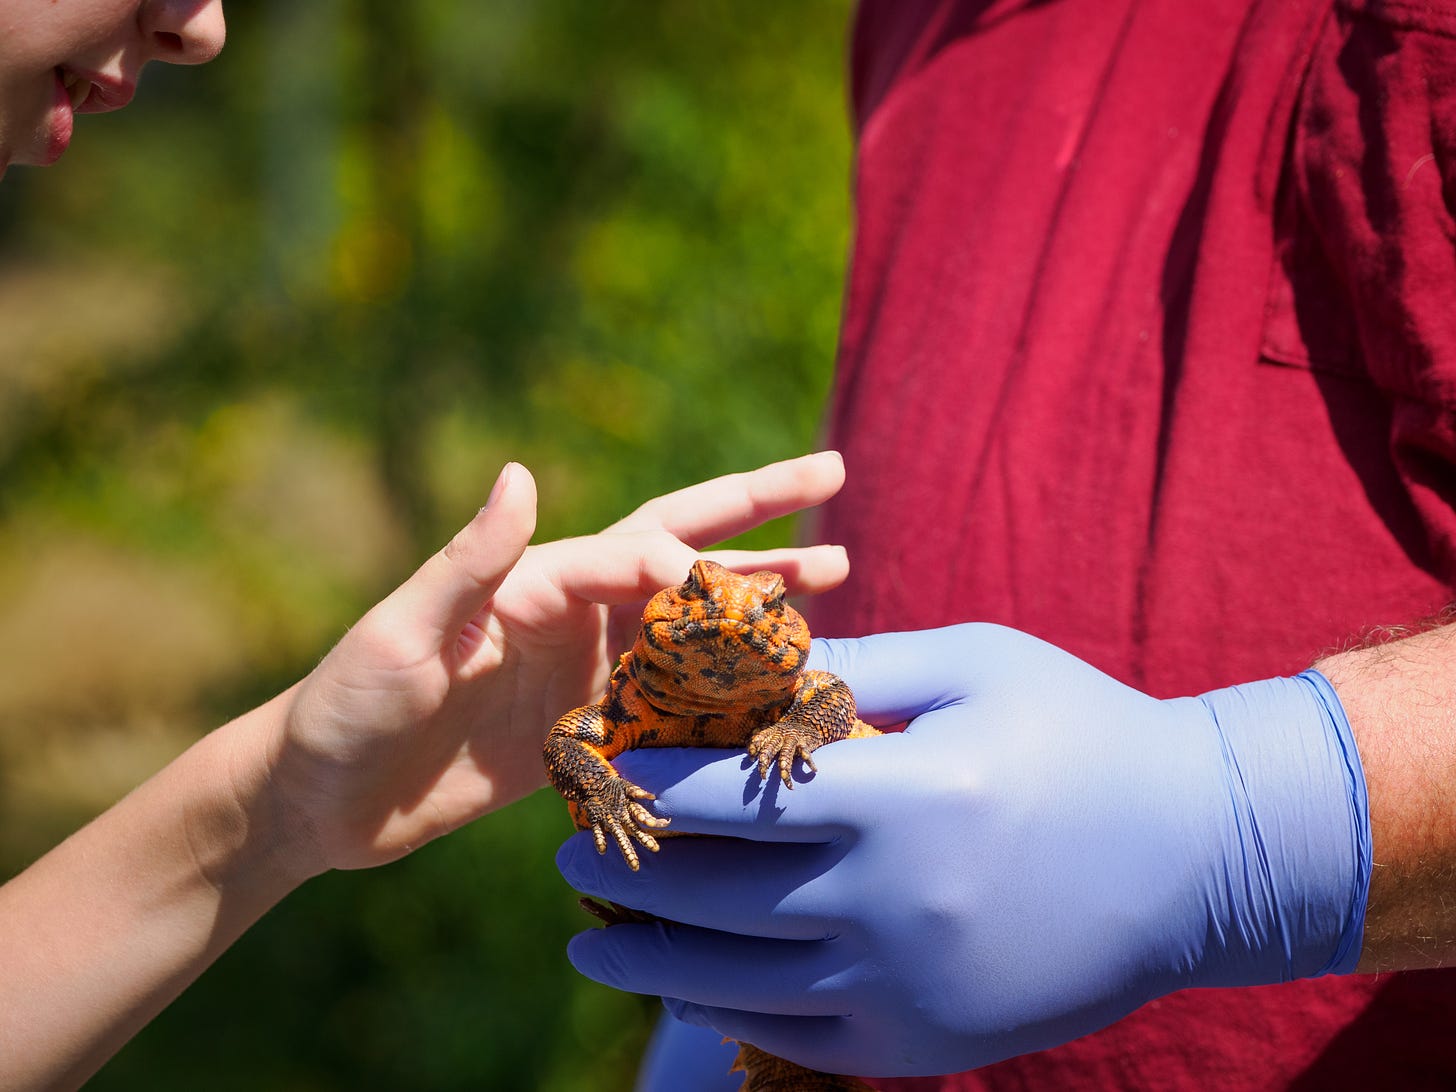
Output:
[252,453,849,879]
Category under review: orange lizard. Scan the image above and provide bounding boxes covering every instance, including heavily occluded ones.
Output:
[544,558,880,1091]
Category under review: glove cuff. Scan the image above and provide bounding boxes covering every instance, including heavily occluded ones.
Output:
[1195,671,1372,983]
[1297,669,1372,976]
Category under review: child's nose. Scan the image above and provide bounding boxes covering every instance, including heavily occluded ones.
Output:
[141,0,227,67]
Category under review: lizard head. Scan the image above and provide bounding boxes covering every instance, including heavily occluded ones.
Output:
[633,559,811,711]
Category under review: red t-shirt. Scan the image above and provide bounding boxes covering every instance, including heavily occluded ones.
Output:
[812,0,1456,1087]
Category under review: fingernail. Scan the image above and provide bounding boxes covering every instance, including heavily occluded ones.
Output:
[482,462,514,512]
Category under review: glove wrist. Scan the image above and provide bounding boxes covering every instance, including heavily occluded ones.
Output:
[1193,670,1372,985]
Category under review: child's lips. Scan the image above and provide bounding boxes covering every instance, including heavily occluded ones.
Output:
[60,67,135,115]
[43,70,76,165]
[37,66,137,166]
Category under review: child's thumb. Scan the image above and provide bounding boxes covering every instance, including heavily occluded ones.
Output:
[393,463,538,641]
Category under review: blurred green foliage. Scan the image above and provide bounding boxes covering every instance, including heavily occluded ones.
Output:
[0,1,851,1088]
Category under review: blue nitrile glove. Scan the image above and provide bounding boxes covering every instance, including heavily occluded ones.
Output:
[556,624,1372,1079]
[635,1013,740,1092]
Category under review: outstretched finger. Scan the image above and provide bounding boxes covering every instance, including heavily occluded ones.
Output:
[537,534,849,606]
[700,546,849,597]
[611,452,845,548]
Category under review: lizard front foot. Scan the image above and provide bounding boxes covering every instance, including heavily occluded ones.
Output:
[578,775,670,871]
[747,722,821,788]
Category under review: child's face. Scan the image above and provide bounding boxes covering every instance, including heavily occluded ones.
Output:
[0,0,226,178]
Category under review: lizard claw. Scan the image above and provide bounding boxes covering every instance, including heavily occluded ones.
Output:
[747,724,820,788]
[584,775,670,871]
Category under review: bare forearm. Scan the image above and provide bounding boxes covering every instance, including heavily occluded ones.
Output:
[1315,622,1456,973]
[0,692,310,1090]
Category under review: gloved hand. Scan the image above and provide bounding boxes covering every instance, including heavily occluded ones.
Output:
[556,624,1372,1078]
